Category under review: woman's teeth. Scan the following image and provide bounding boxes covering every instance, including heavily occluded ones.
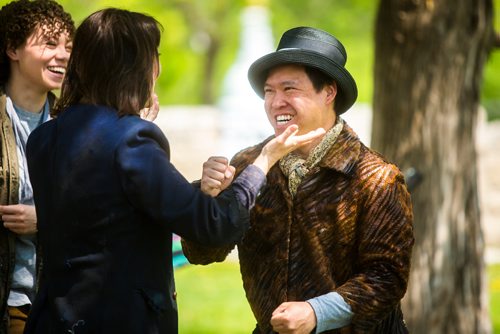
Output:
[48,66,66,74]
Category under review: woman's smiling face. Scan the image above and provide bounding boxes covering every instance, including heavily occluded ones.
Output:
[8,25,72,93]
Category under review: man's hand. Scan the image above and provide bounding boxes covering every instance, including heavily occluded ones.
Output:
[200,156,235,197]
[270,301,317,334]
[0,204,37,235]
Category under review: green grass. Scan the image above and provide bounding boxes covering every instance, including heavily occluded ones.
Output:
[176,262,500,333]
[490,264,500,333]
[175,261,255,334]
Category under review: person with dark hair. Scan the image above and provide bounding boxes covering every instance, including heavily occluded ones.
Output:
[182,27,415,333]
[0,1,74,332]
[24,9,324,334]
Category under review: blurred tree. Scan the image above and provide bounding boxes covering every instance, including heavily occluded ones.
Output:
[3,0,497,110]
[372,1,496,333]
[169,0,246,104]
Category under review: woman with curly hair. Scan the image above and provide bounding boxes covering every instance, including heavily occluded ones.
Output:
[0,1,74,333]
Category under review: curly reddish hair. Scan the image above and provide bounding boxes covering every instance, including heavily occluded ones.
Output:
[0,0,75,86]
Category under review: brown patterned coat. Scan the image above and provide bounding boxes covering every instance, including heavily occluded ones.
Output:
[182,122,414,333]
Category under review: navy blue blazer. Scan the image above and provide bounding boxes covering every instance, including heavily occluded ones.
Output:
[25,105,250,333]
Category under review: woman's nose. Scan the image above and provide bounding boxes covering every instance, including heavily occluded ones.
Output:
[56,45,71,61]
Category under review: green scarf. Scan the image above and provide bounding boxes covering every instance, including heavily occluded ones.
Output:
[279,117,343,197]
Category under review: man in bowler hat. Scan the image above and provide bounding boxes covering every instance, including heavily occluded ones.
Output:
[182,27,414,333]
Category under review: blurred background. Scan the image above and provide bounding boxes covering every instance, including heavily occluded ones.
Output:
[1,0,499,333]
[6,0,495,115]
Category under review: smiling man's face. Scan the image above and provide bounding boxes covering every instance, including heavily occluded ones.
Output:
[263,64,337,155]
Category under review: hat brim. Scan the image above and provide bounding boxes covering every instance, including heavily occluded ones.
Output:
[248,49,358,115]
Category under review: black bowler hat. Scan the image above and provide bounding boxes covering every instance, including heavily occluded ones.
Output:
[248,26,358,115]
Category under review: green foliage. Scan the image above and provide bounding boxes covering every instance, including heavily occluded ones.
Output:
[482,51,500,121]
[481,0,500,120]
[1,0,498,116]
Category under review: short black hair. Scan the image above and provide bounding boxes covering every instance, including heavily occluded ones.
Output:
[304,66,335,93]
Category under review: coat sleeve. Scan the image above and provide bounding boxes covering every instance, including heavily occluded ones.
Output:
[181,238,235,265]
[180,181,234,265]
[114,120,250,247]
[335,163,414,331]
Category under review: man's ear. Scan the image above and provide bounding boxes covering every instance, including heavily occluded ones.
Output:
[325,81,337,105]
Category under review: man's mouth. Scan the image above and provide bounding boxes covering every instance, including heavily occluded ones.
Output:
[276,114,293,126]
[47,66,66,75]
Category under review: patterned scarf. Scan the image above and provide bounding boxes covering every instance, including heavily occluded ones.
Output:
[279,117,343,197]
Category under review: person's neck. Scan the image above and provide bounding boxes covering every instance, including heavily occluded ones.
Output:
[294,115,336,158]
[6,76,48,113]
[294,137,322,159]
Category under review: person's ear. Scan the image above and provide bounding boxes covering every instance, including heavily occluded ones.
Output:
[6,46,20,61]
[325,82,337,105]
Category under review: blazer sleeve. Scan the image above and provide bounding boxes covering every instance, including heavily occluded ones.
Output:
[179,145,266,265]
[114,120,250,247]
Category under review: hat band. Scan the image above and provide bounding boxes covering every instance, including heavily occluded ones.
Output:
[277,37,346,66]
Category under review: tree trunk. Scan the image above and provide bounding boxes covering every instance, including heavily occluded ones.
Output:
[372,0,495,333]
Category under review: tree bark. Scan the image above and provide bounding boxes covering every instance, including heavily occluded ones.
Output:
[372,0,495,333]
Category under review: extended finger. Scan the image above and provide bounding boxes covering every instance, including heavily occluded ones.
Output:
[276,125,299,143]
[151,93,159,109]
[148,94,160,120]
[3,222,24,229]
[1,214,22,222]
[0,205,21,215]
[290,128,326,146]
[295,128,326,141]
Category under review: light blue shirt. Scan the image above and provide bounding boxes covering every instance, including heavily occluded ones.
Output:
[7,100,49,306]
[307,292,353,333]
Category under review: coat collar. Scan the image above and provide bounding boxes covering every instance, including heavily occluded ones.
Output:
[317,121,361,175]
[232,120,362,178]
